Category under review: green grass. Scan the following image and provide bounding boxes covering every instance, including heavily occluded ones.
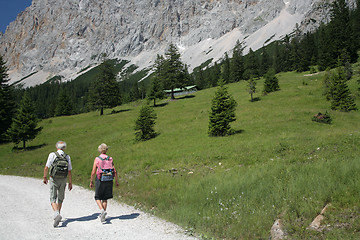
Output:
[1,68,360,239]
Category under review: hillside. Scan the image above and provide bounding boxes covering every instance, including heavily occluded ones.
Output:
[1,67,360,239]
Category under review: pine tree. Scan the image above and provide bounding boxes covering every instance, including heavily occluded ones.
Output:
[248,77,257,102]
[329,63,357,112]
[259,47,270,75]
[88,60,121,115]
[281,35,293,72]
[263,68,280,94]
[0,56,16,142]
[55,89,73,116]
[193,67,207,90]
[208,79,237,137]
[272,42,282,73]
[323,68,332,100]
[210,62,221,87]
[162,44,189,99]
[148,76,165,107]
[316,25,332,71]
[130,81,141,102]
[221,52,231,83]
[139,81,147,100]
[328,0,357,65]
[243,48,258,80]
[230,41,245,82]
[134,105,157,141]
[352,0,360,50]
[7,93,42,149]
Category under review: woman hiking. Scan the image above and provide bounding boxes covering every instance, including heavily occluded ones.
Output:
[90,143,119,223]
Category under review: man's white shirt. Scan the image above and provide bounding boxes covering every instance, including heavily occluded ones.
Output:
[46,149,72,170]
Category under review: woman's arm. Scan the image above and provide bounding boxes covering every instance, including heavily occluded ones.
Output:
[90,159,97,188]
[113,166,119,186]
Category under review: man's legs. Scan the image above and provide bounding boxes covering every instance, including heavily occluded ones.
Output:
[51,202,62,212]
[50,177,66,227]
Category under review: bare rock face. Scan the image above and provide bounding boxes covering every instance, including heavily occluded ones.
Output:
[0,0,353,86]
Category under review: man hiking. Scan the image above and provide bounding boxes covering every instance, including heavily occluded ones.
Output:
[43,141,73,227]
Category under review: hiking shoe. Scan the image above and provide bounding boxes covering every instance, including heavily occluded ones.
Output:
[100,211,107,223]
[53,214,62,227]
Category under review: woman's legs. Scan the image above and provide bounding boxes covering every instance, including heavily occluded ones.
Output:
[96,200,108,210]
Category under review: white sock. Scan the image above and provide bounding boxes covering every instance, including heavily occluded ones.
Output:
[101,209,105,214]
[54,210,60,218]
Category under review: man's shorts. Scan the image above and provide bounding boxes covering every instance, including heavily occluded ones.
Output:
[49,177,67,203]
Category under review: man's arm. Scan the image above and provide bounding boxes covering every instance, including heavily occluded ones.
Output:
[43,166,49,184]
[44,152,55,184]
[68,170,72,191]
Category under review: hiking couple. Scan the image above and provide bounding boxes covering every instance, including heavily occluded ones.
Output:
[43,141,119,227]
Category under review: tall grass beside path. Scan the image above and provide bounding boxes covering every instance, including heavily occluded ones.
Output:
[1,70,360,239]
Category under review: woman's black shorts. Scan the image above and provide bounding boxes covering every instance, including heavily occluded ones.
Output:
[95,178,113,200]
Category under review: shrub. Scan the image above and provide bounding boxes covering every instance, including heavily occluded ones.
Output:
[312,112,332,124]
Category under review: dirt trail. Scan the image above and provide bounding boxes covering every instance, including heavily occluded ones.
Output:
[0,175,197,240]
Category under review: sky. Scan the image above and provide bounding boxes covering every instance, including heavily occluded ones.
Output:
[0,0,32,33]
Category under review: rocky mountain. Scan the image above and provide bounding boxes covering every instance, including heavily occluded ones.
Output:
[0,0,354,87]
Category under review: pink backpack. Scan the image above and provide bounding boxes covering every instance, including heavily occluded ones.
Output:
[97,156,114,181]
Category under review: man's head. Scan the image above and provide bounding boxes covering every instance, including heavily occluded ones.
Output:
[56,141,67,150]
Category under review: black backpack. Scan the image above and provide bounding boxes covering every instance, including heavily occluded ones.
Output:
[50,152,69,178]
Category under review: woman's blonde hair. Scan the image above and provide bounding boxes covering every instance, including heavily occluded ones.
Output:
[98,143,108,154]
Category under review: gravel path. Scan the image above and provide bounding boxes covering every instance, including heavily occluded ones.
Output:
[0,175,197,240]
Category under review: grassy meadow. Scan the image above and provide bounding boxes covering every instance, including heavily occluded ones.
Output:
[1,66,360,239]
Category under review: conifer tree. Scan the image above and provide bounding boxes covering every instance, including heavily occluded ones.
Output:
[289,38,300,71]
[193,67,206,89]
[352,0,360,50]
[150,54,167,106]
[243,48,258,80]
[323,68,332,100]
[0,56,16,142]
[148,76,165,107]
[208,78,237,137]
[329,63,357,112]
[316,25,332,71]
[7,93,42,149]
[221,52,231,83]
[230,41,245,82]
[88,60,121,115]
[328,0,357,65]
[55,89,73,116]
[162,44,189,99]
[139,81,146,100]
[259,47,270,75]
[248,77,256,102]
[263,68,280,94]
[134,105,157,141]
[281,35,293,72]
[210,62,221,87]
[272,42,282,73]
[130,81,141,102]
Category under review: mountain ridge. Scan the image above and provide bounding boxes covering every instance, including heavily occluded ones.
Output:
[0,0,350,87]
